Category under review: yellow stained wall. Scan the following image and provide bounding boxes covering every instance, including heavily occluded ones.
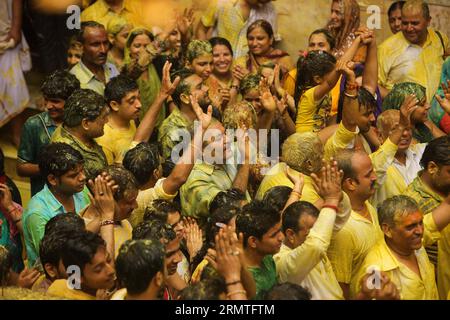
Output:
[189,0,450,59]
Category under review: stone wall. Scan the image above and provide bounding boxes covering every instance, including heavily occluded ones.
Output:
[189,0,450,58]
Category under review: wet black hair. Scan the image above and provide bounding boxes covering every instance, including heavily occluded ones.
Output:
[60,231,106,275]
[209,37,233,56]
[143,199,181,224]
[209,188,246,215]
[265,282,312,300]
[132,219,176,243]
[282,201,319,234]
[63,89,107,128]
[263,186,293,213]
[420,135,450,169]
[123,142,161,187]
[116,239,165,295]
[44,212,86,236]
[236,200,280,248]
[294,51,336,106]
[41,70,80,101]
[38,143,84,183]
[99,165,138,201]
[104,74,139,106]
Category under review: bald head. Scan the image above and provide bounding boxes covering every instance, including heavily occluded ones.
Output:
[402,0,430,20]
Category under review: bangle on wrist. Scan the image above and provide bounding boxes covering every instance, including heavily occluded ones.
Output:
[100,219,115,227]
[226,290,246,299]
[7,206,17,214]
[344,91,358,99]
[225,280,241,286]
[291,190,302,198]
[322,204,339,212]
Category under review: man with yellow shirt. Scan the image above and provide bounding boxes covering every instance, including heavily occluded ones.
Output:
[256,63,370,207]
[378,0,449,102]
[353,195,450,300]
[403,136,450,299]
[96,75,141,164]
[328,96,418,299]
[81,0,142,30]
[274,160,352,300]
[47,231,116,300]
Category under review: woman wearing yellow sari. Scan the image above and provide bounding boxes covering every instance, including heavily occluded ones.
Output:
[122,28,164,129]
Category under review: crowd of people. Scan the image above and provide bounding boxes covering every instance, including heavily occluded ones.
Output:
[1,0,450,300]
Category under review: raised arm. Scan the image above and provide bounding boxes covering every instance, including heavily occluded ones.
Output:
[314,36,362,102]
[162,95,213,195]
[360,30,378,94]
[133,62,180,143]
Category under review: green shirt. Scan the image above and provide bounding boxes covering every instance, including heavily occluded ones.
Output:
[18,112,58,196]
[180,162,234,226]
[70,60,119,95]
[248,255,278,300]
[157,107,191,161]
[51,125,108,180]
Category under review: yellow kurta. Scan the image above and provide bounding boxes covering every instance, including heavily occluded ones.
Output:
[274,196,352,300]
[255,163,320,206]
[327,201,384,298]
[352,240,439,300]
[95,121,136,165]
[378,28,448,103]
[47,279,96,300]
[283,69,342,117]
[81,0,143,28]
[128,178,178,228]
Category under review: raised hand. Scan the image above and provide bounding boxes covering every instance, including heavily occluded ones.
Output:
[87,175,115,221]
[220,88,231,107]
[236,127,251,164]
[161,61,181,97]
[310,159,343,206]
[177,8,195,36]
[190,94,213,130]
[232,65,249,82]
[399,94,418,128]
[0,183,15,214]
[184,217,203,260]
[213,226,242,283]
[259,77,277,112]
[435,80,450,115]
[285,166,304,194]
[336,59,356,81]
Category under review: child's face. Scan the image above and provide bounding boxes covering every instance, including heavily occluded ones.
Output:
[114,25,131,51]
[81,247,116,291]
[67,48,82,68]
